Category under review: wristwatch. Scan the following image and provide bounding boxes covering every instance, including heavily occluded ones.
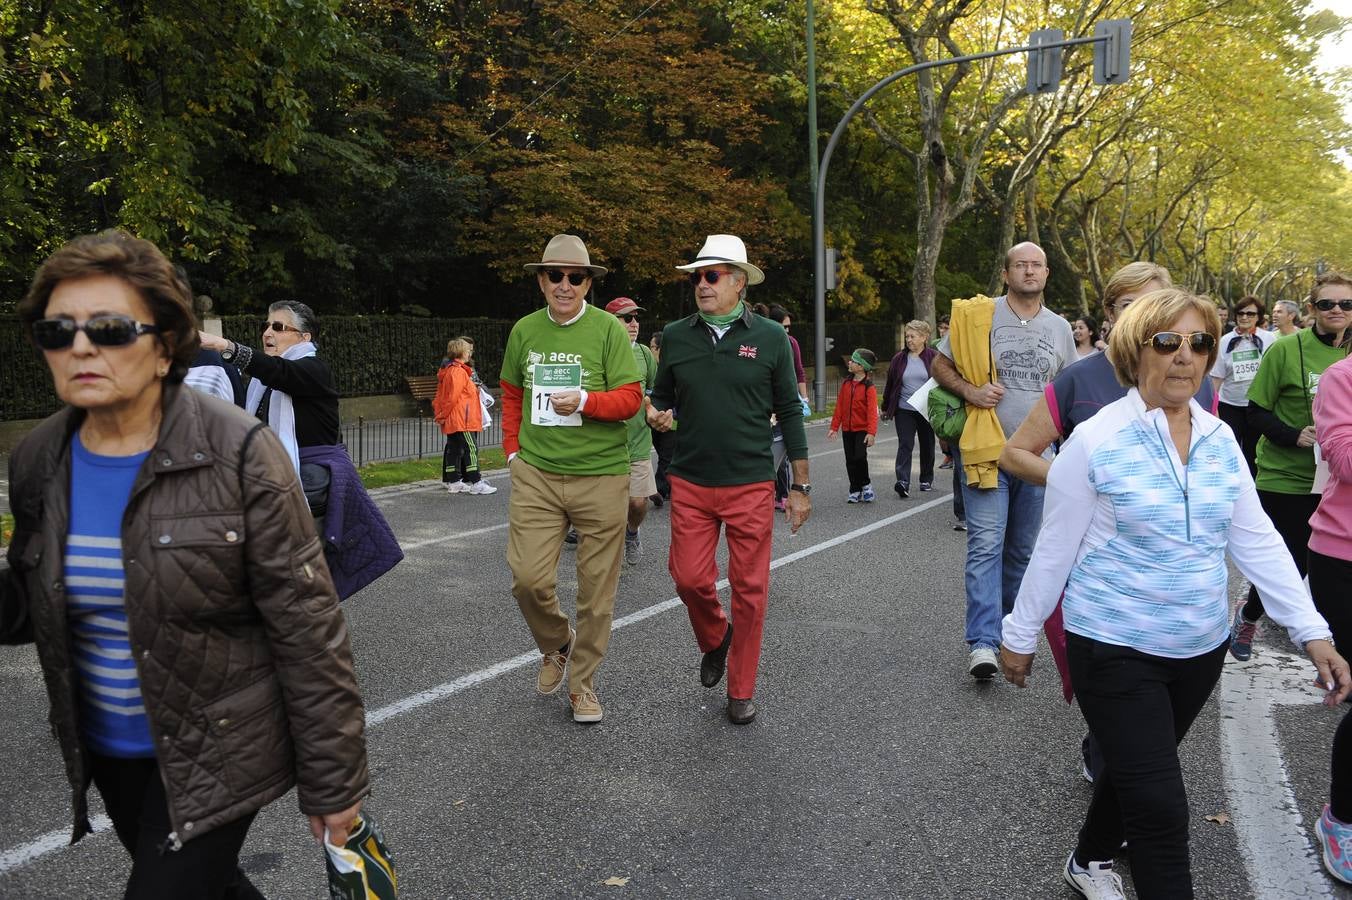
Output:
[790,483,812,495]
[220,341,236,362]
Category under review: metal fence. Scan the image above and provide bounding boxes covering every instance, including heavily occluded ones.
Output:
[342,415,505,468]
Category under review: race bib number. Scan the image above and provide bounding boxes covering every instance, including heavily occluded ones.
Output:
[1313,442,1329,495]
[1230,348,1261,383]
[530,363,583,427]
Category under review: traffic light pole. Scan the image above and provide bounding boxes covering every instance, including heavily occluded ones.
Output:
[810,30,1118,412]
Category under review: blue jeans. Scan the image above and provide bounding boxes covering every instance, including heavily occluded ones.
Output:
[952,446,1045,650]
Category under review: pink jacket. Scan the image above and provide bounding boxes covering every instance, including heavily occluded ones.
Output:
[1310,355,1352,562]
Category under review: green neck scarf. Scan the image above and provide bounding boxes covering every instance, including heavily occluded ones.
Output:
[699,301,744,327]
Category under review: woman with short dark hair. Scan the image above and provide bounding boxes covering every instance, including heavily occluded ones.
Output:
[5,231,369,898]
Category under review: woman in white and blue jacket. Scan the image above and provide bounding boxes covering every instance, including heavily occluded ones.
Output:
[999,288,1350,900]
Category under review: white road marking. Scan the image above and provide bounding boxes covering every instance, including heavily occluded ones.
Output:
[0,493,949,873]
[1218,650,1334,898]
[0,816,111,874]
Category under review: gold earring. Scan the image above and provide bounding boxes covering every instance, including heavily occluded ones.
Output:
[158,365,169,377]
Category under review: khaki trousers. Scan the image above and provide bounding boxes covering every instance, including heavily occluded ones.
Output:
[507,457,627,693]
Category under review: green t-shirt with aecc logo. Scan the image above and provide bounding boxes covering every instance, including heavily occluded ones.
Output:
[1247,328,1349,493]
[625,341,657,461]
[500,304,641,476]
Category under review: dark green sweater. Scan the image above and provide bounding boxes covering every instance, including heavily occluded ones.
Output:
[650,305,808,486]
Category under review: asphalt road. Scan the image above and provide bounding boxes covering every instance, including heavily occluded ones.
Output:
[0,423,1347,899]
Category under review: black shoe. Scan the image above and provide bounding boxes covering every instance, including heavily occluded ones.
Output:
[953,520,967,532]
[894,481,909,499]
[649,493,664,508]
[726,696,757,724]
[563,528,578,546]
[700,624,733,688]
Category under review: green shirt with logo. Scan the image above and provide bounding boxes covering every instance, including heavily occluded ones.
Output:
[625,342,657,461]
[500,305,641,476]
[1248,328,1349,493]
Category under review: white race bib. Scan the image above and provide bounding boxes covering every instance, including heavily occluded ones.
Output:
[1230,347,1261,383]
[530,363,583,427]
[1313,442,1329,495]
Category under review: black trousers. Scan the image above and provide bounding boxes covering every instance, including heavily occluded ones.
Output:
[1241,490,1320,621]
[842,431,871,492]
[652,428,677,499]
[1216,401,1259,477]
[891,410,935,488]
[89,753,265,900]
[441,431,481,483]
[1069,634,1228,899]
[1309,548,1352,821]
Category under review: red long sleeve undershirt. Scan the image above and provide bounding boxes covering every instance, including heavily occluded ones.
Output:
[499,381,643,457]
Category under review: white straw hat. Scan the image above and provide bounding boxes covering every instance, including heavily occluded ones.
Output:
[675,234,764,285]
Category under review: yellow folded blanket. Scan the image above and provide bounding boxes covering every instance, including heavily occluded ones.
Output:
[950,295,1003,489]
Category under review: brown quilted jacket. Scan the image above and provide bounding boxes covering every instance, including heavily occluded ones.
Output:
[1,384,369,846]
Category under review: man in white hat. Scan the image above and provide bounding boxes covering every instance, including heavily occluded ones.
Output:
[647,234,811,724]
[499,234,643,724]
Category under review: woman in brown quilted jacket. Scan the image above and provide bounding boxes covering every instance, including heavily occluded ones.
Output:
[1,231,369,899]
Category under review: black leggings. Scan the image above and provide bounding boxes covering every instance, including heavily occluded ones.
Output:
[441,431,481,484]
[1069,634,1228,899]
[1241,490,1320,621]
[1216,401,1259,477]
[892,410,935,488]
[89,753,264,900]
[1309,548,1352,821]
[842,431,871,493]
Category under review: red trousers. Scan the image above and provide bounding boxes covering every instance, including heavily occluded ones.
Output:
[667,475,775,700]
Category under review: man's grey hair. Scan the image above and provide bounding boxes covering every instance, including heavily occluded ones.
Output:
[269,300,319,337]
[1274,299,1300,318]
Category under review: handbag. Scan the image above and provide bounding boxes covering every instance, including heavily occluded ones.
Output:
[299,462,332,518]
[927,385,967,443]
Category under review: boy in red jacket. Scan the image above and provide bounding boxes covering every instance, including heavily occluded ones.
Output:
[828,349,879,502]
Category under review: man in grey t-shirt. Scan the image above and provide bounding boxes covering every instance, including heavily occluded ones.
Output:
[932,241,1076,680]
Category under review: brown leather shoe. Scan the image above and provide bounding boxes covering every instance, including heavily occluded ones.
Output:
[700,623,733,688]
[726,696,757,724]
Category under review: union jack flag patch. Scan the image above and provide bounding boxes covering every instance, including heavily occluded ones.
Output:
[738,344,758,359]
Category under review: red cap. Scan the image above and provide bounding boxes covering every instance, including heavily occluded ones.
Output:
[605,297,645,316]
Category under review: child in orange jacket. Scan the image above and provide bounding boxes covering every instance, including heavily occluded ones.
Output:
[433,338,494,495]
[828,349,879,502]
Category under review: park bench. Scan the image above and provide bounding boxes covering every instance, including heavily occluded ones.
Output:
[405,374,439,411]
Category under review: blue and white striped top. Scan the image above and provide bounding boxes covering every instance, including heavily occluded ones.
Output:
[66,436,154,757]
[1002,388,1331,658]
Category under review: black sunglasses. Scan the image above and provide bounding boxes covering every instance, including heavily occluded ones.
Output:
[687,269,736,286]
[618,313,640,323]
[1235,310,1259,317]
[1143,331,1217,355]
[1314,299,1352,312]
[545,270,589,286]
[32,315,160,351]
[263,320,304,334]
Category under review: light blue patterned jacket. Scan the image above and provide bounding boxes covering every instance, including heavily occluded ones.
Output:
[1003,389,1331,658]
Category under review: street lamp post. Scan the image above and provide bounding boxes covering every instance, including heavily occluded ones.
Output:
[810,24,1131,411]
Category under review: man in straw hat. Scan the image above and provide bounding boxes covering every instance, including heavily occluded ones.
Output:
[499,234,643,723]
[647,234,811,724]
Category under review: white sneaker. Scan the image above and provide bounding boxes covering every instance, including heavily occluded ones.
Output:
[467,481,497,495]
[445,481,468,493]
[1063,853,1125,899]
[968,646,998,680]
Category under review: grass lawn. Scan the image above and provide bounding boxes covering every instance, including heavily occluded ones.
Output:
[358,447,507,490]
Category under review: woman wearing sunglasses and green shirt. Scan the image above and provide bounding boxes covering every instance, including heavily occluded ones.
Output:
[1229,272,1352,662]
